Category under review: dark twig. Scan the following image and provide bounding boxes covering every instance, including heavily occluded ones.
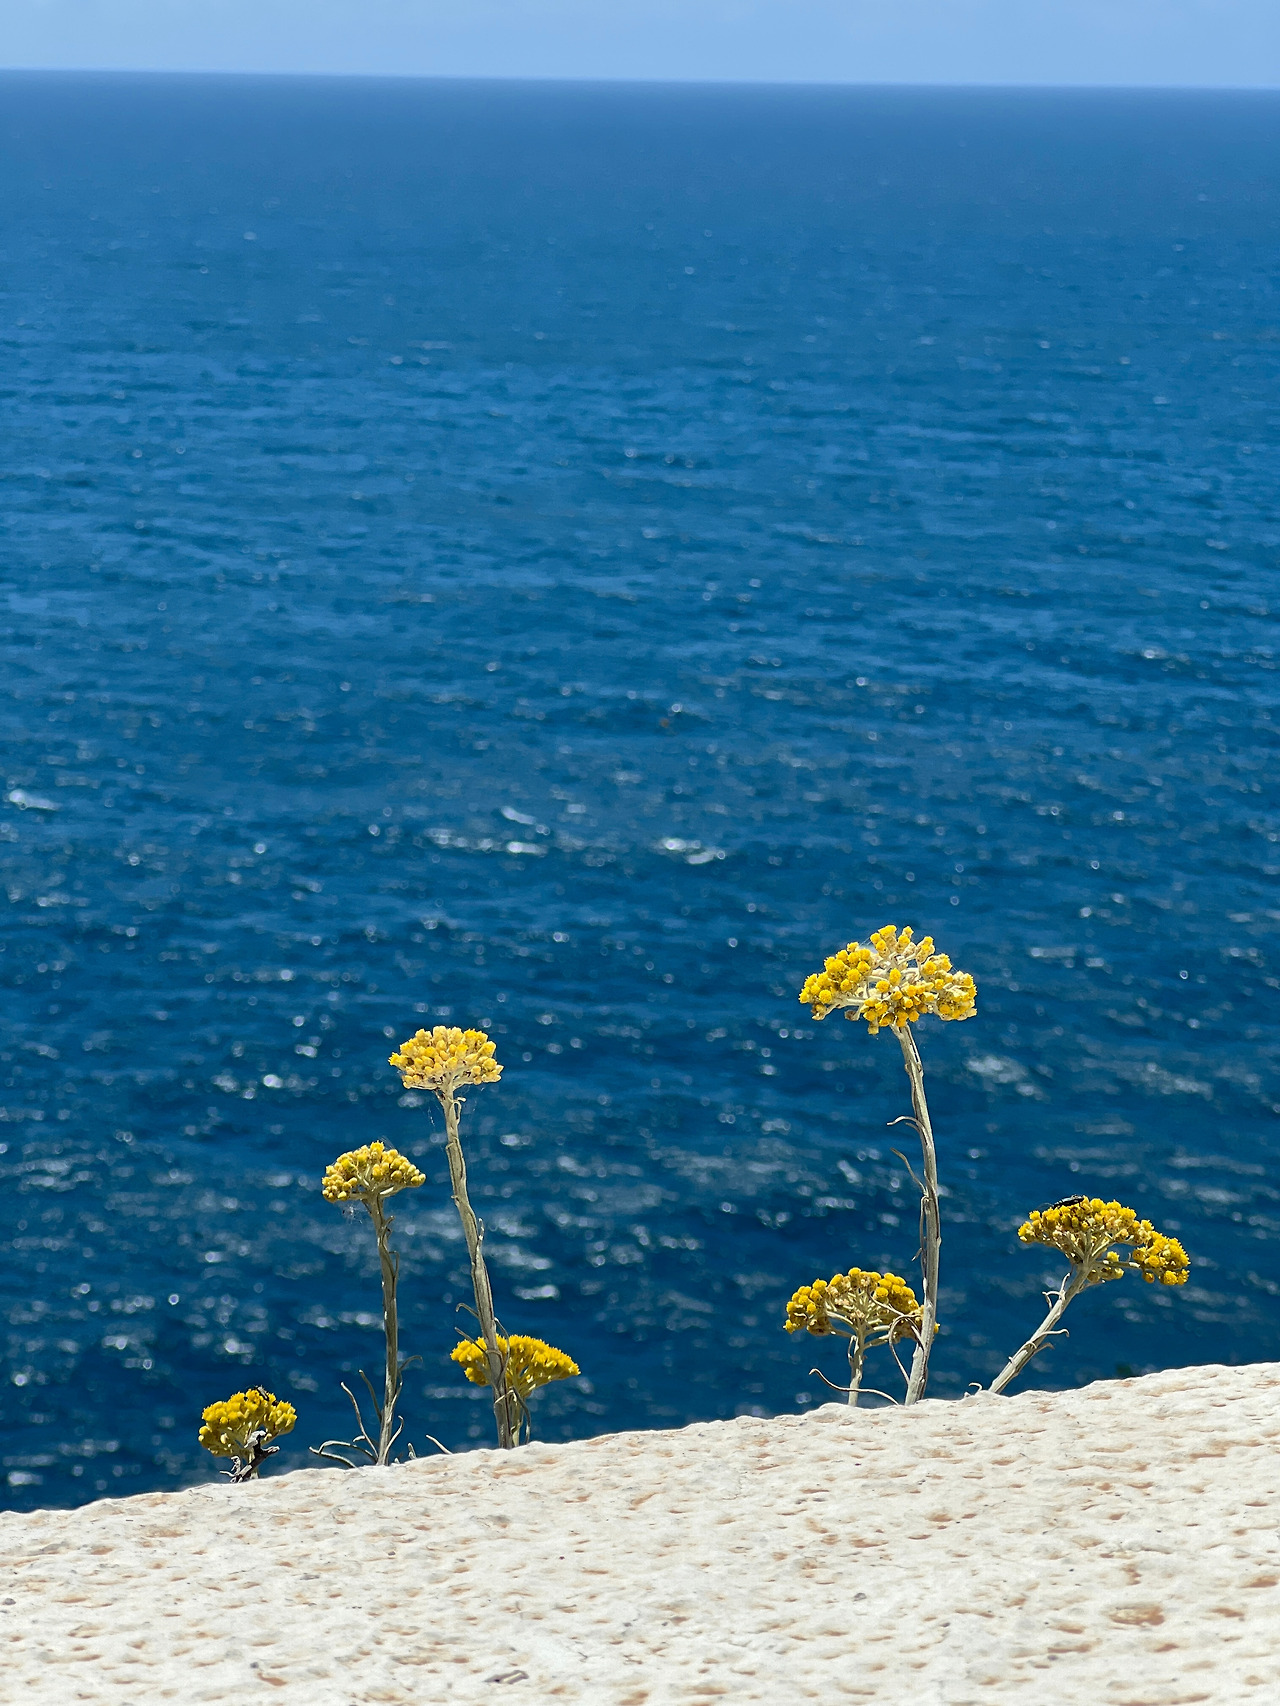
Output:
[222,1427,281,1483]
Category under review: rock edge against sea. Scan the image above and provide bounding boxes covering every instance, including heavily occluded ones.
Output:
[3,1363,1278,1703]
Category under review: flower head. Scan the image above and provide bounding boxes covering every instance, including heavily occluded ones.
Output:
[784,1267,923,1343]
[389,1026,502,1097]
[451,1333,580,1402]
[798,925,977,1034]
[321,1140,425,1205]
[1018,1197,1190,1287]
[199,1388,297,1460]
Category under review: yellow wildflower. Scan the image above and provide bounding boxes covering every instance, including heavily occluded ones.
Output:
[198,1388,297,1460]
[798,925,977,1034]
[1018,1198,1190,1287]
[784,1267,923,1342]
[321,1140,425,1205]
[451,1333,580,1402]
[389,1026,502,1097]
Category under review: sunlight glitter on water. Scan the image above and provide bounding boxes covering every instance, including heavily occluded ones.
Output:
[0,75,1277,1507]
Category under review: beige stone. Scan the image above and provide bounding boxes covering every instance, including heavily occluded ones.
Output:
[2,1362,1279,1702]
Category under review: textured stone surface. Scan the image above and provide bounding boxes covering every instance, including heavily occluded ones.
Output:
[3,1363,1279,1702]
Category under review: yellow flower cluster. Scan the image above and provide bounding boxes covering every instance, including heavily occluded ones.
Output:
[1018,1198,1190,1287]
[784,1268,923,1341]
[198,1388,297,1459]
[451,1333,580,1401]
[321,1140,425,1204]
[389,1026,503,1095]
[798,925,977,1034]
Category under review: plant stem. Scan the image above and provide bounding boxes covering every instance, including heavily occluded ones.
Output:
[989,1268,1088,1395]
[894,1024,940,1406]
[438,1090,515,1448]
[366,1193,402,1464]
[846,1333,866,1406]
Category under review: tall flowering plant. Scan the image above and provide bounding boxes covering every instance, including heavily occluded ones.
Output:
[390,1026,516,1448]
[314,1141,425,1465]
[798,925,977,1403]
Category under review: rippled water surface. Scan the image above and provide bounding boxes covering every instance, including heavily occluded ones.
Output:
[1,74,1278,1507]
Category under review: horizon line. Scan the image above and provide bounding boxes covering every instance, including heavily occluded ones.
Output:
[0,66,1278,94]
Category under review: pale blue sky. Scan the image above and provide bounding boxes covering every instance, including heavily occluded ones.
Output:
[1,1,1276,86]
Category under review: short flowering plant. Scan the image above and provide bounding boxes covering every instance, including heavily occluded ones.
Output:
[199,1388,296,1482]
[451,1333,580,1442]
[784,1268,922,1404]
[989,1197,1190,1393]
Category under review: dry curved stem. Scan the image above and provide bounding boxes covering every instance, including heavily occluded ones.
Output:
[891,1025,941,1404]
[437,1091,516,1447]
[310,1378,383,1468]
[809,1309,915,1408]
[887,1138,925,1198]
[809,1367,902,1406]
[810,1366,853,1398]
[886,1330,912,1392]
[990,1271,1084,1394]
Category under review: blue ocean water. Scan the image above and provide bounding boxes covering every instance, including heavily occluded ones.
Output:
[1,73,1277,1509]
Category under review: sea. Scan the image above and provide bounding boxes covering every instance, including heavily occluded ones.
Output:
[0,73,1277,1509]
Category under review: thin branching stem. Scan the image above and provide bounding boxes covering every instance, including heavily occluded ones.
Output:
[365,1194,404,1464]
[893,1025,940,1404]
[990,1267,1087,1394]
[310,1381,380,1467]
[438,1089,515,1448]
